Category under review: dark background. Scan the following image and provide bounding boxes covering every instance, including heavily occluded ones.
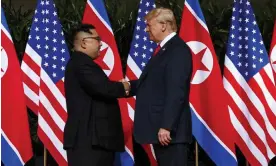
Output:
[2,0,276,165]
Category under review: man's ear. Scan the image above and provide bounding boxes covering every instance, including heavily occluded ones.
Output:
[162,23,166,32]
[80,40,86,49]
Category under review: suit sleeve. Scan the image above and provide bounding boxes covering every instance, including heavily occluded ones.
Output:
[128,80,139,96]
[161,45,192,131]
[76,63,126,99]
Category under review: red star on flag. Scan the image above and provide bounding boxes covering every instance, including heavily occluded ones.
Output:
[94,47,110,70]
[192,47,209,79]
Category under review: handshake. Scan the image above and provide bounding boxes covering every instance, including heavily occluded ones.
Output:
[120,79,130,96]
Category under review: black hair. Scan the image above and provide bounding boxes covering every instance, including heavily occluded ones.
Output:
[72,24,96,40]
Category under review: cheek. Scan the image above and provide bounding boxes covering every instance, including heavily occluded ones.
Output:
[151,28,158,36]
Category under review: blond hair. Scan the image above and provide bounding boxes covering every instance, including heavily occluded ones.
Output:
[145,7,177,32]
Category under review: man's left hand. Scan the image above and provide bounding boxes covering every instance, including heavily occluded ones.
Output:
[158,128,171,146]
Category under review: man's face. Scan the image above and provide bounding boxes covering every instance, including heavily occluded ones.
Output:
[82,29,102,59]
[145,17,163,43]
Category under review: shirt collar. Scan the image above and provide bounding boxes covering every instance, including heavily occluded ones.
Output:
[159,32,176,47]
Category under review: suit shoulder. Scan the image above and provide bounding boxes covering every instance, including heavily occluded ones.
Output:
[170,37,191,54]
[71,52,98,66]
[174,36,190,49]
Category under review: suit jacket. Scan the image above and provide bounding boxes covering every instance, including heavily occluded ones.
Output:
[130,35,193,144]
[63,51,125,151]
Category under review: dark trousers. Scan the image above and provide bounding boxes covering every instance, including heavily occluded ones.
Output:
[67,146,114,166]
[153,143,189,166]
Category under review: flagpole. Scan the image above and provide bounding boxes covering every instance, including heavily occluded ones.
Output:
[44,147,47,166]
[195,142,199,166]
[246,161,249,166]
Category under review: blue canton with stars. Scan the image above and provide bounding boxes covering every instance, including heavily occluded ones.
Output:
[226,0,269,81]
[128,0,157,70]
[28,0,70,83]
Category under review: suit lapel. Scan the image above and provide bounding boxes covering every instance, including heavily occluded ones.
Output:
[137,36,178,88]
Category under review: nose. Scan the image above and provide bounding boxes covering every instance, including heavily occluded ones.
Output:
[145,26,149,32]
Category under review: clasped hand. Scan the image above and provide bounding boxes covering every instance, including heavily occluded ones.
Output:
[119,79,130,96]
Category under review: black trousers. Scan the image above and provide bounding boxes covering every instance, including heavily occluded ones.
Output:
[153,143,189,166]
[67,145,114,166]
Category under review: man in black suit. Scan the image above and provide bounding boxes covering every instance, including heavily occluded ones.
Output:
[63,24,130,166]
[128,8,193,166]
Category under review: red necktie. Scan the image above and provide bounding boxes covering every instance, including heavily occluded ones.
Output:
[153,45,161,56]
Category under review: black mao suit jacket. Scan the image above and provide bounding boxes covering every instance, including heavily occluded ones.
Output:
[63,51,126,152]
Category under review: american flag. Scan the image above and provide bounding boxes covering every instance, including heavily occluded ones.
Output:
[21,0,70,165]
[125,0,157,165]
[223,0,276,165]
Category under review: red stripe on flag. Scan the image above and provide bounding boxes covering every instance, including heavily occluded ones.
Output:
[40,81,67,122]
[38,126,67,166]
[233,130,266,165]
[118,99,134,140]
[21,56,41,114]
[126,97,136,110]
[250,71,276,130]
[39,105,64,143]
[227,94,268,158]
[22,72,40,95]
[142,144,157,166]
[56,80,65,97]
[25,97,39,115]
[22,54,41,75]
[126,66,138,80]
[224,68,275,156]
[259,69,276,102]
[258,70,276,125]
[224,68,270,131]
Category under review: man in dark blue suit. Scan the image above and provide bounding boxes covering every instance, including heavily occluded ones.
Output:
[128,7,193,166]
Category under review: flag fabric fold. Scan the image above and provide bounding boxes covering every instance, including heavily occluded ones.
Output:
[223,0,276,165]
[21,0,70,165]
[1,8,33,166]
[179,0,237,165]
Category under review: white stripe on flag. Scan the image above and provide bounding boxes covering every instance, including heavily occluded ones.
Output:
[127,102,135,121]
[228,107,268,165]
[264,64,275,85]
[190,103,237,159]
[127,55,142,78]
[225,56,276,142]
[38,115,67,161]
[1,131,25,165]
[39,91,65,131]
[184,1,209,33]
[254,72,276,116]
[41,69,67,112]
[150,144,156,160]
[125,146,134,161]
[23,83,39,105]
[1,24,13,41]
[223,77,275,158]
[21,61,40,85]
[87,0,113,35]
[25,44,42,66]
